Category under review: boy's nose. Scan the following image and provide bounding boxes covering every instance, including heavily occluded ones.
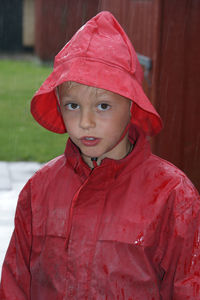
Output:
[79,110,96,129]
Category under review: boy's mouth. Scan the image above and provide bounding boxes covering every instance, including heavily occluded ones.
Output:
[80,136,101,146]
[85,137,95,140]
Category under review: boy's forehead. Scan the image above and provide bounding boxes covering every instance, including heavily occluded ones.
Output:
[58,81,131,106]
[59,81,115,97]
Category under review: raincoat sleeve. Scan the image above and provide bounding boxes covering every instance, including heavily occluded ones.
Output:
[0,180,32,299]
[160,177,200,299]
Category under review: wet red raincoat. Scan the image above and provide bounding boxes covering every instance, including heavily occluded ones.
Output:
[1,11,200,300]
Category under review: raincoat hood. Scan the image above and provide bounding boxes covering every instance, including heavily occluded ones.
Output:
[31,11,162,136]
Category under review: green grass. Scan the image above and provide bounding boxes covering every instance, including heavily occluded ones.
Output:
[0,59,68,162]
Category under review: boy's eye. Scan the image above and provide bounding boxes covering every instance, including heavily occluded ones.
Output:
[97,103,111,111]
[65,103,80,110]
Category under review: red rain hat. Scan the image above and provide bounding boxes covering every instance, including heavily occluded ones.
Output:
[31,11,162,136]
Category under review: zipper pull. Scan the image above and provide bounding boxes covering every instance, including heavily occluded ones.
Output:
[91,157,98,168]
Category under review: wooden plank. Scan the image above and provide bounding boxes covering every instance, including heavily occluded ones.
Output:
[153,0,200,191]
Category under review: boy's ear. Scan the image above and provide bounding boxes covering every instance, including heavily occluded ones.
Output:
[55,87,60,105]
[57,102,61,114]
[54,87,62,115]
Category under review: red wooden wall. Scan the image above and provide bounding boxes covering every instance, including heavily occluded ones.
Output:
[35,0,99,60]
[153,0,200,191]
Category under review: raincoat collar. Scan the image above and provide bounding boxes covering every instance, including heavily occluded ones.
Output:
[31,11,162,137]
[65,124,151,180]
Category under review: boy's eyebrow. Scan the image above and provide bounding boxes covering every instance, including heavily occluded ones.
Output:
[61,95,78,102]
[96,89,111,98]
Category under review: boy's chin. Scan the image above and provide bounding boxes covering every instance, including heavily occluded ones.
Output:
[78,143,115,161]
[81,152,102,159]
[79,145,116,161]
[80,148,107,162]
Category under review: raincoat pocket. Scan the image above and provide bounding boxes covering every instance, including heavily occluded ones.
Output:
[94,222,163,299]
[98,222,154,247]
[97,222,163,275]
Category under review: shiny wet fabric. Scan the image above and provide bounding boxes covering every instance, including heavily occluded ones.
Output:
[0,126,200,299]
[1,10,200,300]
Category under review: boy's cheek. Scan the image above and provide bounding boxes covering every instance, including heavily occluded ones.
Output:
[61,114,76,130]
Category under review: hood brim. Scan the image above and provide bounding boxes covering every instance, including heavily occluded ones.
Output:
[31,57,162,136]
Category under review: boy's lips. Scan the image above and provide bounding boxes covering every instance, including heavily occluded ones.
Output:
[80,136,101,146]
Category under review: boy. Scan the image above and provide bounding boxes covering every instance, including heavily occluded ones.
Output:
[0,11,200,300]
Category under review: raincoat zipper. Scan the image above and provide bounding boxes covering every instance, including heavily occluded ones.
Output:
[65,166,97,249]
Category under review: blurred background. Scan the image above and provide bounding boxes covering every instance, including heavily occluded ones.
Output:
[0,0,200,191]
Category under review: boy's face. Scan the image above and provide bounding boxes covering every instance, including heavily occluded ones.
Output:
[59,82,131,163]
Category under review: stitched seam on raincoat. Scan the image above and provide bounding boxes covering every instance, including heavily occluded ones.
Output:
[65,174,91,248]
[28,179,33,294]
